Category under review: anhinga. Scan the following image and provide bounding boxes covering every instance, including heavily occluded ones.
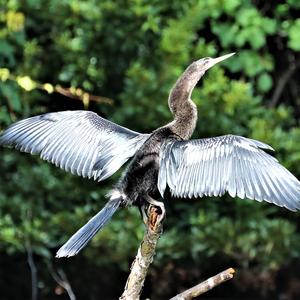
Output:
[1,53,300,258]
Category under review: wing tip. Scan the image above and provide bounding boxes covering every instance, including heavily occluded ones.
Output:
[244,136,275,151]
[56,247,77,258]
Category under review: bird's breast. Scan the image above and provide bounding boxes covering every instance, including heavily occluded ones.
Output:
[118,128,178,204]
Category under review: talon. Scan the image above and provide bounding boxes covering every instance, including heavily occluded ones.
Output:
[149,206,158,230]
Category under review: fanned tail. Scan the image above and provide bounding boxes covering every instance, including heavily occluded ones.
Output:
[56,196,122,258]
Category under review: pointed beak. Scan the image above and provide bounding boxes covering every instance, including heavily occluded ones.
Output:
[206,52,235,70]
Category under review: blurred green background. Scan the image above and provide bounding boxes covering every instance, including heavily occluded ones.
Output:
[1,0,300,299]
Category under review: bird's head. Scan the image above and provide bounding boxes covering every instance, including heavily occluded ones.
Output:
[180,52,235,95]
[168,52,236,119]
[190,52,235,73]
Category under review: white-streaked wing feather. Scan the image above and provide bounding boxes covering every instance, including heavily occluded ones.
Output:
[0,110,149,181]
[158,135,300,211]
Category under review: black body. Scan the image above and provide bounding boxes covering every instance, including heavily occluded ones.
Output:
[118,127,180,207]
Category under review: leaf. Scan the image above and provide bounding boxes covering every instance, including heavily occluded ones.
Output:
[288,19,300,51]
[0,82,22,111]
[257,73,273,92]
[16,76,37,91]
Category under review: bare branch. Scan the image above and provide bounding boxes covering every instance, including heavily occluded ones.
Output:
[51,268,76,300]
[170,268,235,300]
[269,60,300,107]
[25,241,38,300]
[54,85,114,106]
[0,68,114,109]
[120,205,165,300]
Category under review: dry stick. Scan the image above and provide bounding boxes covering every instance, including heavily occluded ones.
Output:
[170,268,235,300]
[25,241,38,300]
[120,206,164,300]
[54,86,114,105]
[52,268,76,300]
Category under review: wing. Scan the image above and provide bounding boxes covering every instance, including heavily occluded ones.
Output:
[158,135,300,211]
[0,110,149,181]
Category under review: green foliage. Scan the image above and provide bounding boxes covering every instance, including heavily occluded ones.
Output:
[287,19,300,51]
[0,0,300,298]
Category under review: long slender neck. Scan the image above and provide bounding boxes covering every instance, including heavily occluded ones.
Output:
[167,62,204,140]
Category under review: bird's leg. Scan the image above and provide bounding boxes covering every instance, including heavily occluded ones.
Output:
[139,204,149,226]
[145,196,166,229]
[139,196,166,230]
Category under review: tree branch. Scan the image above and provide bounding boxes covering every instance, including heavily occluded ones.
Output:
[170,268,235,300]
[25,241,38,300]
[269,60,300,107]
[54,85,113,106]
[120,205,164,300]
[51,268,76,300]
[0,68,114,109]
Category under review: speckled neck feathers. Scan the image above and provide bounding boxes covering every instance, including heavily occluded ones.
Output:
[167,62,203,140]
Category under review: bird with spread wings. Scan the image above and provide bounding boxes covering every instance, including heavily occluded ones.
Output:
[1,53,300,258]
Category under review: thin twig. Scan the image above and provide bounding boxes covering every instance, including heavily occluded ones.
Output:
[51,268,76,300]
[170,268,235,300]
[120,206,164,300]
[54,85,114,105]
[269,60,300,107]
[25,241,38,300]
[0,69,114,107]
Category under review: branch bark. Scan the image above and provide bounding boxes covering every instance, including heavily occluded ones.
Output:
[170,268,235,300]
[120,206,164,300]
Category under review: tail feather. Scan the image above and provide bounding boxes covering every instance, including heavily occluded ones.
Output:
[56,197,121,258]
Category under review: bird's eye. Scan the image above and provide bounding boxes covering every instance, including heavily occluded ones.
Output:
[204,57,211,64]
